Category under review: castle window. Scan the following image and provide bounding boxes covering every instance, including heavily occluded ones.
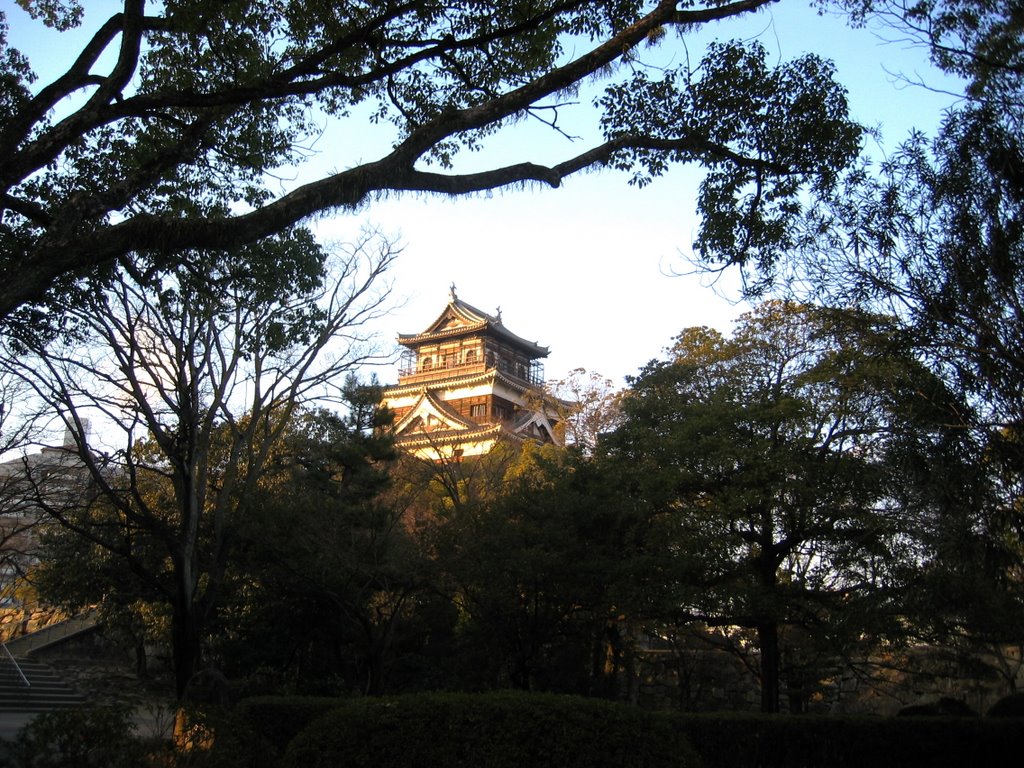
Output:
[465,349,477,364]
[471,404,486,419]
[420,356,433,371]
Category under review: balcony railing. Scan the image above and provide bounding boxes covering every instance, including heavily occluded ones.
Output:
[398,358,487,381]
[399,354,544,387]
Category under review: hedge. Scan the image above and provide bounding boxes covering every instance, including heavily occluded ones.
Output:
[675,712,1024,768]
[203,692,1024,768]
[281,691,701,768]
[199,695,350,768]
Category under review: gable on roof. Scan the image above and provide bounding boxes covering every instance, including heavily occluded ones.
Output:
[397,295,549,358]
[509,409,559,444]
[424,300,488,335]
[393,390,477,437]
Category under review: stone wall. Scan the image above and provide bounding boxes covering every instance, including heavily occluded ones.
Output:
[0,605,68,644]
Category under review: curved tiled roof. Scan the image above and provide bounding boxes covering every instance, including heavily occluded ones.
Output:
[397,298,549,358]
[393,423,528,449]
[382,368,533,398]
[392,390,478,435]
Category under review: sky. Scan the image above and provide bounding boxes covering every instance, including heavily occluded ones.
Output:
[6,1,964,391]
[306,3,964,387]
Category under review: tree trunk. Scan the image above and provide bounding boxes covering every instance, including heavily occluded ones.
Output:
[364,647,386,696]
[134,635,148,678]
[757,620,781,713]
[172,594,202,701]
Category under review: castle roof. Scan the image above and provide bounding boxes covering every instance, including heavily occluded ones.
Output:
[397,292,549,359]
[382,368,535,399]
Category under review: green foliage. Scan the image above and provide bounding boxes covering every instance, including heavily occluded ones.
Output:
[231,696,350,754]
[603,301,972,711]
[9,235,395,699]
[428,444,634,694]
[764,2,1024,660]
[13,0,82,31]
[987,692,1024,718]
[897,697,978,717]
[191,696,350,768]
[5,705,150,768]
[281,691,700,768]
[210,399,433,697]
[0,0,862,320]
[676,712,1022,768]
[835,0,1023,104]
[601,40,861,280]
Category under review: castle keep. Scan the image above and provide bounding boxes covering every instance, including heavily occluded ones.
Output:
[381,288,560,460]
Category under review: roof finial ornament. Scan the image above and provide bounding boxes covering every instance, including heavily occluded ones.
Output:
[449,282,457,301]
[496,306,502,323]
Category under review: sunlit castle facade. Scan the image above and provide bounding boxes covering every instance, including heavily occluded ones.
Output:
[381,287,561,460]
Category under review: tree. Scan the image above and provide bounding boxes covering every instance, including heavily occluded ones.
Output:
[837,0,1024,108]
[1,232,395,699]
[603,301,974,712]
[0,0,863,322]
[849,109,1024,668]
[216,399,442,697]
[716,2,1024,667]
[0,380,58,608]
[428,443,631,694]
[544,368,622,454]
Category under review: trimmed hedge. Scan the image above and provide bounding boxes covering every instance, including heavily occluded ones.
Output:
[675,712,1024,768]
[896,697,977,717]
[988,692,1024,718]
[204,693,1024,768]
[282,691,701,768]
[233,695,351,753]
[200,695,349,768]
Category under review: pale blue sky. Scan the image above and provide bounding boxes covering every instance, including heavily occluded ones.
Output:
[308,3,963,386]
[7,1,963,389]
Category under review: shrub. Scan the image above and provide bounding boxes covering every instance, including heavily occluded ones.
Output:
[675,712,1022,768]
[282,691,700,768]
[897,697,977,717]
[195,696,349,768]
[4,705,150,768]
[987,692,1024,718]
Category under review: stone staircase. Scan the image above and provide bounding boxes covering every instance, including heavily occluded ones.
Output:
[0,656,87,713]
[0,613,96,714]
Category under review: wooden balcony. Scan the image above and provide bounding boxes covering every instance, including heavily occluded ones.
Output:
[397,359,488,386]
[398,357,544,387]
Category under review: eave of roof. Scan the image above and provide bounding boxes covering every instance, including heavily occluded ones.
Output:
[392,390,478,435]
[382,369,536,400]
[393,423,515,449]
[397,298,549,357]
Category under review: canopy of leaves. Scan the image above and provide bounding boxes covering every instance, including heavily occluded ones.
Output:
[602,301,974,710]
[427,443,635,693]
[709,5,1024,659]
[0,0,864,321]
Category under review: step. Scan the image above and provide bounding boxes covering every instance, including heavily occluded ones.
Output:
[0,660,86,713]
